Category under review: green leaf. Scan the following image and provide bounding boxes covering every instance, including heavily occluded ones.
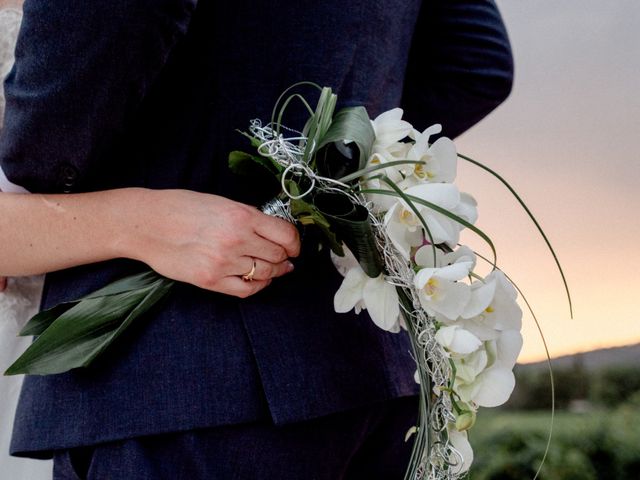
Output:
[237,130,263,149]
[317,106,375,172]
[290,196,344,256]
[338,159,426,184]
[19,303,78,337]
[81,271,165,299]
[19,271,163,336]
[228,150,278,176]
[270,81,322,132]
[313,192,383,277]
[302,87,338,163]
[5,276,173,376]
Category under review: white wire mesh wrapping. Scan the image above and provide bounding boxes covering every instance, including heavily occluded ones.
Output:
[253,120,469,479]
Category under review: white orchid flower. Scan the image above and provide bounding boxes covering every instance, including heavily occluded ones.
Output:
[414,244,476,271]
[375,140,413,163]
[471,330,522,407]
[382,202,425,260]
[462,270,522,331]
[464,365,516,408]
[332,248,401,332]
[435,325,482,355]
[370,108,413,150]
[362,274,402,332]
[454,329,523,407]
[414,260,473,320]
[330,244,359,276]
[333,267,368,315]
[453,348,488,385]
[362,142,414,213]
[384,183,478,256]
[494,329,523,369]
[365,151,405,184]
[362,176,404,214]
[405,125,457,183]
[448,428,474,474]
[458,316,501,341]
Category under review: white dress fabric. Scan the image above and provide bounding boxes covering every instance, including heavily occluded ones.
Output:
[0,7,52,478]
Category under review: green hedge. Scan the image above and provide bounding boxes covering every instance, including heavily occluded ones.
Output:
[467,392,640,479]
[507,364,640,410]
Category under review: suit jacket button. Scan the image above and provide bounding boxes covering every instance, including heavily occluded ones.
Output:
[60,164,79,192]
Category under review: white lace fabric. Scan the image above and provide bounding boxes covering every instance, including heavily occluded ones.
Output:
[0,7,51,477]
[0,8,22,128]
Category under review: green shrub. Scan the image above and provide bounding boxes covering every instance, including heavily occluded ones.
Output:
[468,395,640,479]
[590,367,640,406]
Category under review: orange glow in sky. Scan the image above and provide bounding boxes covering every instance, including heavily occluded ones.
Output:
[454,1,640,362]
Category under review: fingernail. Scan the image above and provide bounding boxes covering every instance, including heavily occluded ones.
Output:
[286,261,295,272]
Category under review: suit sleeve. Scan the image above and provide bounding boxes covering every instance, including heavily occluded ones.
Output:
[401,0,514,138]
[0,0,197,193]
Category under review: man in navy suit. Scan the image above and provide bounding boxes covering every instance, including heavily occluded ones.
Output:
[0,1,513,478]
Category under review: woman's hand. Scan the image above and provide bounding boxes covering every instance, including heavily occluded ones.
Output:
[0,188,300,299]
[122,189,300,298]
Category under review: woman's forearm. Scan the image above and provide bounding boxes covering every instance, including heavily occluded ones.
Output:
[0,187,300,297]
[0,1,23,10]
[0,188,143,276]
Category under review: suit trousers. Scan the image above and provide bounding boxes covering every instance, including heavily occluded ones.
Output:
[52,395,420,480]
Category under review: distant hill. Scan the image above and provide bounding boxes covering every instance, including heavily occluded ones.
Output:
[519,343,640,371]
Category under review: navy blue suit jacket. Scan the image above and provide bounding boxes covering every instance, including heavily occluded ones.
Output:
[0,0,513,457]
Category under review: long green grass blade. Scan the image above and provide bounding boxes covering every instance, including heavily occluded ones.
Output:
[338,159,426,184]
[459,153,572,317]
[473,250,555,480]
[398,287,432,479]
[303,87,337,162]
[270,81,321,129]
[359,184,497,268]
[275,93,315,136]
[372,177,438,266]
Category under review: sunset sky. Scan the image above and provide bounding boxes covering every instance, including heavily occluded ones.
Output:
[455,1,640,362]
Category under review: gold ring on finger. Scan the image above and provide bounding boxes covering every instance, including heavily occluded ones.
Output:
[241,259,257,282]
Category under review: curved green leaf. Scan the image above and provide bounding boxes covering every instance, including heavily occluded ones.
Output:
[302,87,338,162]
[314,192,383,277]
[317,107,375,171]
[358,186,498,268]
[473,250,555,479]
[270,81,322,130]
[459,152,572,317]
[338,159,426,184]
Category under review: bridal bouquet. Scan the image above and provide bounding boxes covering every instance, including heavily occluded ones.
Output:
[235,85,528,477]
[6,84,570,479]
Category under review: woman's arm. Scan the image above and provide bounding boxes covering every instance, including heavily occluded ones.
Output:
[0,188,300,297]
[0,1,301,297]
[0,0,22,290]
[0,1,22,10]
